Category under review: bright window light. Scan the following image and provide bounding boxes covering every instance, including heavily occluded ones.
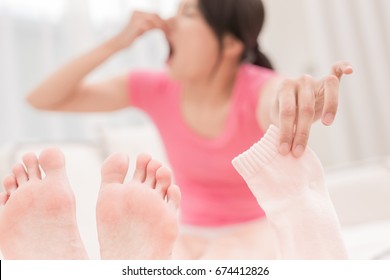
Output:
[0,0,179,23]
[1,0,65,22]
[88,0,180,24]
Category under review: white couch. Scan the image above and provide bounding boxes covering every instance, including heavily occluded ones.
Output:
[326,158,390,259]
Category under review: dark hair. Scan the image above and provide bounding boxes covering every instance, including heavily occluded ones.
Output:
[198,0,273,70]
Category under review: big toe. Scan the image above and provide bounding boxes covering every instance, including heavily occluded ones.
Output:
[101,153,129,185]
[39,147,67,177]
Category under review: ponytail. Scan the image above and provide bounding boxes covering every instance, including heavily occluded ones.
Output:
[245,42,273,70]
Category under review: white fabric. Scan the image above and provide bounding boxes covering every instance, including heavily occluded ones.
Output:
[233,125,347,259]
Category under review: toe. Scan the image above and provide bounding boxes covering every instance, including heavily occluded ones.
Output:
[144,159,162,188]
[101,152,129,185]
[39,147,66,177]
[0,192,9,206]
[155,166,172,197]
[167,184,181,212]
[22,152,41,180]
[12,164,28,185]
[3,174,17,194]
[132,154,152,182]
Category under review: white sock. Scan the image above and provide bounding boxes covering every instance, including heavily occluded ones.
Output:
[232,125,348,259]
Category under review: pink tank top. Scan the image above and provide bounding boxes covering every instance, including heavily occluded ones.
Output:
[129,63,276,227]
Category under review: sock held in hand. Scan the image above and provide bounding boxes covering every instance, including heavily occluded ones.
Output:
[232,125,347,259]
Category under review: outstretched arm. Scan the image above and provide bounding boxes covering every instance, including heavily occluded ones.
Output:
[27,11,168,112]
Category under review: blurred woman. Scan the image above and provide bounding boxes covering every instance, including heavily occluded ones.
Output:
[27,0,352,259]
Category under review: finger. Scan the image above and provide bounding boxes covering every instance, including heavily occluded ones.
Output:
[155,16,170,34]
[138,22,154,34]
[166,17,175,33]
[330,61,353,80]
[147,14,169,33]
[293,75,315,157]
[135,15,166,36]
[320,75,340,126]
[277,79,297,155]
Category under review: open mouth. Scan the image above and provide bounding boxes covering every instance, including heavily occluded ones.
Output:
[166,37,175,63]
[169,43,174,58]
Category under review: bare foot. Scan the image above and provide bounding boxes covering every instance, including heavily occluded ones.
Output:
[0,148,88,259]
[96,153,181,260]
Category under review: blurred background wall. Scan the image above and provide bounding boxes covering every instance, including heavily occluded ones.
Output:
[261,0,390,166]
[0,0,389,167]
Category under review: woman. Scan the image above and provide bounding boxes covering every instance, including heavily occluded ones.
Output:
[27,0,352,259]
